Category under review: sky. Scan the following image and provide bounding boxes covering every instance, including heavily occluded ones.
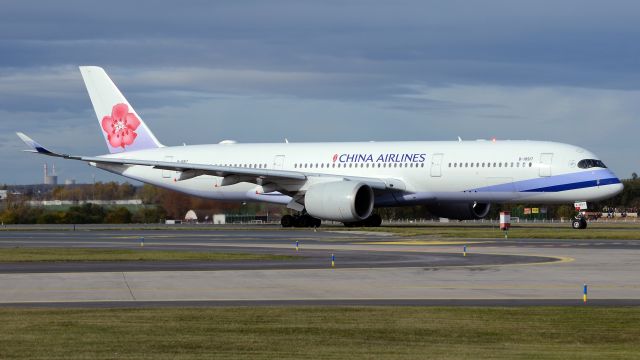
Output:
[1,0,639,184]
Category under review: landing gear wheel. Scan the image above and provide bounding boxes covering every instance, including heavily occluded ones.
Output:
[281,215,294,228]
[571,219,581,229]
[571,217,587,229]
[288,214,321,228]
[296,215,310,228]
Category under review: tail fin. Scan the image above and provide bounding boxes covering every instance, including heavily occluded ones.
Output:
[79,66,163,154]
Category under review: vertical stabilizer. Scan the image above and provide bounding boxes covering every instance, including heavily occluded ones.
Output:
[79,66,163,154]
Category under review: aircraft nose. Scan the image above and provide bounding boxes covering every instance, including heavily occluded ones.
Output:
[609,181,624,196]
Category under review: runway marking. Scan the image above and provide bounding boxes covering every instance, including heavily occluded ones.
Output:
[360,240,489,246]
[472,254,574,267]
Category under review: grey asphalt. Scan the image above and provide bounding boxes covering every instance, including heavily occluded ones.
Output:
[0,229,554,273]
[0,228,557,273]
[0,226,639,307]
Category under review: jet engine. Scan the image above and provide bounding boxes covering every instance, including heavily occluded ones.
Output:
[304,181,374,222]
[427,202,491,220]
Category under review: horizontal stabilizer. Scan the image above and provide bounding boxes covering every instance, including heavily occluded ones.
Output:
[16,132,67,158]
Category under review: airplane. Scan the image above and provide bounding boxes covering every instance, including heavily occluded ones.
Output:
[17,66,623,229]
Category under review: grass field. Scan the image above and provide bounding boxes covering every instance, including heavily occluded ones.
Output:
[0,248,295,262]
[348,225,640,240]
[0,307,638,359]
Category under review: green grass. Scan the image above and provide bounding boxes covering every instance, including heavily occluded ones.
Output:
[0,307,638,359]
[0,247,295,262]
[345,225,640,240]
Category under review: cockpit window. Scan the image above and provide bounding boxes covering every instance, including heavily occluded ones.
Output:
[577,159,607,169]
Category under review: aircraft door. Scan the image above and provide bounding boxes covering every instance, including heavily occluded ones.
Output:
[273,155,285,169]
[539,153,553,177]
[430,153,444,177]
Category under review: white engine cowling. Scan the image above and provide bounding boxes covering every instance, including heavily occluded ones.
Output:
[427,202,491,220]
[304,181,374,222]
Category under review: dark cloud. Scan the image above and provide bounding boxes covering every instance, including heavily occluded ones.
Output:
[1,0,639,183]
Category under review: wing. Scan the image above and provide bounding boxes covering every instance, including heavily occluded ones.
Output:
[16,132,403,192]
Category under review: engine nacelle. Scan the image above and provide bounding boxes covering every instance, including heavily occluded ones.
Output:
[427,202,491,220]
[304,181,374,222]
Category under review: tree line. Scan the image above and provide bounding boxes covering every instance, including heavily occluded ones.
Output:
[1,176,639,224]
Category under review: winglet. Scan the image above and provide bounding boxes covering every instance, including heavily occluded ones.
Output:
[16,132,65,157]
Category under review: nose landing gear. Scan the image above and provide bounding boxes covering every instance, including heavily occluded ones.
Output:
[571,216,587,229]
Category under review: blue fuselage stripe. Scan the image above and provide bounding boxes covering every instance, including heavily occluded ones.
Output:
[522,177,621,192]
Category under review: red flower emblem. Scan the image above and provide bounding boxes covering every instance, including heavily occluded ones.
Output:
[332,154,338,162]
[101,103,141,148]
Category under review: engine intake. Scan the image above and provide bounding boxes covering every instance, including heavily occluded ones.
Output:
[304,181,374,222]
[427,202,491,220]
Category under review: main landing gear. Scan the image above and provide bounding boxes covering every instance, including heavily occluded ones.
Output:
[280,213,383,228]
[571,216,587,229]
[343,214,382,227]
[281,214,321,228]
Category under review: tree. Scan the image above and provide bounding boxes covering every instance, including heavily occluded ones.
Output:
[64,203,106,224]
[105,207,132,223]
[132,206,166,223]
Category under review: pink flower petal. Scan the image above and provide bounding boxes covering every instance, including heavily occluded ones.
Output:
[107,134,121,148]
[121,129,137,147]
[101,116,113,133]
[112,103,129,120]
[125,113,141,130]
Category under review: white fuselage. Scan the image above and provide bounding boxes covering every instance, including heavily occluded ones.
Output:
[96,140,623,207]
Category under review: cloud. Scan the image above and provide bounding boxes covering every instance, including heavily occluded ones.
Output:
[1,0,639,183]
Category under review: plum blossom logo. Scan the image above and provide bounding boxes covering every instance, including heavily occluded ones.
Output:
[101,103,140,149]
[332,153,338,162]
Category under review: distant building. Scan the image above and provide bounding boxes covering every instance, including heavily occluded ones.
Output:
[184,210,198,223]
[64,179,76,185]
[44,164,58,185]
[0,190,7,201]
